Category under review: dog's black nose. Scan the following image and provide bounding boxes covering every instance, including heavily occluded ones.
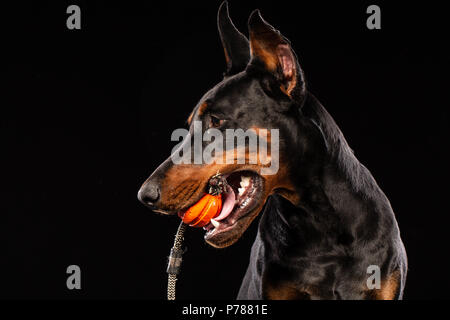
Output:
[138,182,160,207]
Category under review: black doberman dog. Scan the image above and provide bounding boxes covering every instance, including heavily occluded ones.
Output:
[138,2,407,299]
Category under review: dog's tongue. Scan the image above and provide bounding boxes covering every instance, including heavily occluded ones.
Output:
[214,186,235,221]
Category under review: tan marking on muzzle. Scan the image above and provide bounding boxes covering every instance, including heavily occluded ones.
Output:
[158,141,297,212]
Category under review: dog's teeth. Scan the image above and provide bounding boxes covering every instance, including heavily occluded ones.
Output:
[211,219,220,228]
[240,176,250,188]
[240,198,250,208]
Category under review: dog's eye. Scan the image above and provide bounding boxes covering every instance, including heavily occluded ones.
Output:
[209,115,223,128]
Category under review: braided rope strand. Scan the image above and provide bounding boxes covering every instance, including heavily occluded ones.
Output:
[167,274,177,300]
[167,222,187,300]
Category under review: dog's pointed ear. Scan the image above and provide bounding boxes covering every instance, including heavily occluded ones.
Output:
[248,10,306,99]
[217,1,250,77]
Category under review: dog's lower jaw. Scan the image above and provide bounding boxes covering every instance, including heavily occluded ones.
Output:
[204,206,262,248]
[203,182,300,248]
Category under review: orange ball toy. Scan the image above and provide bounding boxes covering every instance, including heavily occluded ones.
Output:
[181,193,222,227]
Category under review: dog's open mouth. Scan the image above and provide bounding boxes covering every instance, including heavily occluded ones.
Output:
[203,170,263,241]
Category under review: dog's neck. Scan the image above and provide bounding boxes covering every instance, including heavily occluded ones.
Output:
[260,92,394,262]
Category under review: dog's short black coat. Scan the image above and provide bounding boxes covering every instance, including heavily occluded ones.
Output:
[237,92,407,299]
[138,2,407,299]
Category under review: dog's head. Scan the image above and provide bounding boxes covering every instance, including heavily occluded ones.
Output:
[138,2,315,248]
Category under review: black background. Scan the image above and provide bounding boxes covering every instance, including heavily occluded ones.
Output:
[1,0,448,299]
